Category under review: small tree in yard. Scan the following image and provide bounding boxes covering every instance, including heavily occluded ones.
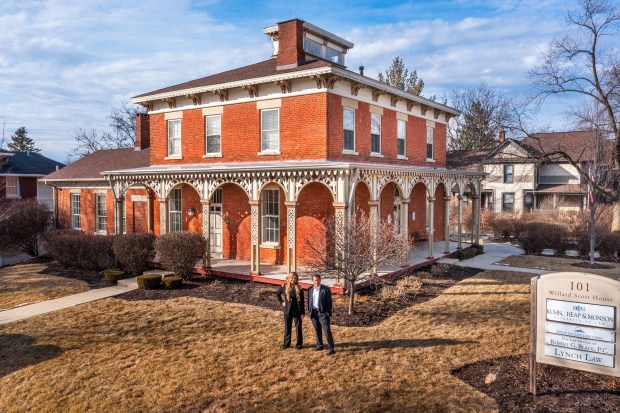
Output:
[302,212,406,315]
[0,199,51,256]
[154,232,206,280]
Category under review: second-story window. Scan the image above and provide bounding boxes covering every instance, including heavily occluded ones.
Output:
[261,109,279,152]
[167,119,181,157]
[343,108,355,151]
[206,115,221,155]
[371,114,381,154]
[503,164,514,183]
[397,119,406,157]
[6,176,19,197]
[426,126,434,160]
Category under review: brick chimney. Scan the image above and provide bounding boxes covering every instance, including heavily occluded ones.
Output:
[275,19,306,69]
[499,130,505,143]
[135,113,150,150]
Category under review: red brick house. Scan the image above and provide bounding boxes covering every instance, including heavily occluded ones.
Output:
[44,19,484,275]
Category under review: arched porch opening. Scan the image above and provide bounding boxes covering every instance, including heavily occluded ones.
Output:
[408,182,428,242]
[297,181,335,266]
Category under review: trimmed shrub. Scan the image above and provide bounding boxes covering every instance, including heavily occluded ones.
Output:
[163,275,183,289]
[103,268,126,284]
[154,232,206,280]
[455,244,484,261]
[137,274,162,290]
[112,233,155,276]
[546,225,570,255]
[42,230,115,270]
[598,232,620,259]
[517,223,548,255]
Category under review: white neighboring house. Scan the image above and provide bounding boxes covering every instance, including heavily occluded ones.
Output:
[448,131,607,214]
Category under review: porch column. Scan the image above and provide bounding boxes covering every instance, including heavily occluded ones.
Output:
[250,200,261,276]
[159,198,168,235]
[472,194,480,244]
[369,200,379,275]
[401,198,410,266]
[147,192,154,234]
[444,196,451,254]
[285,201,297,274]
[427,197,435,259]
[114,197,125,235]
[201,199,211,269]
[457,195,463,250]
[333,203,347,283]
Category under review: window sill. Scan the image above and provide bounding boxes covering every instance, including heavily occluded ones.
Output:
[342,149,359,155]
[257,150,281,156]
[165,155,183,160]
[260,243,281,249]
[5,195,21,199]
[203,153,222,158]
[370,152,384,158]
[426,158,435,163]
[95,231,108,236]
[397,155,408,160]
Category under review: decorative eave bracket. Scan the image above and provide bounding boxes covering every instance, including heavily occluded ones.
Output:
[163,97,177,109]
[187,94,202,106]
[312,74,340,89]
[213,89,229,102]
[350,82,364,96]
[138,101,153,112]
[242,84,259,98]
[276,79,292,94]
[371,90,383,102]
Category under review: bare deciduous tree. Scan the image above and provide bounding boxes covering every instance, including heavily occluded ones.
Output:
[70,102,146,161]
[301,212,407,315]
[448,83,523,150]
[529,0,620,230]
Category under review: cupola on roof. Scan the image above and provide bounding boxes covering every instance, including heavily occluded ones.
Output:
[263,19,353,69]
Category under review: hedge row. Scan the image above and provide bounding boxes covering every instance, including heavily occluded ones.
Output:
[43,230,206,282]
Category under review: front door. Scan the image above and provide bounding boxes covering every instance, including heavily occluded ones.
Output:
[210,189,223,258]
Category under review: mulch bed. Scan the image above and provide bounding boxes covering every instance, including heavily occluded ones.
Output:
[571,262,614,270]
[118,264,482,327]
[30,255,113,289]
[454,353,620,412]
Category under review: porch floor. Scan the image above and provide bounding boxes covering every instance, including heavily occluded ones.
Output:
[201,240,471,294]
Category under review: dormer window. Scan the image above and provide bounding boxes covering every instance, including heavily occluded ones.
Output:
[325,47,343,65]
[303,38,322,57]
[303,38,345,66]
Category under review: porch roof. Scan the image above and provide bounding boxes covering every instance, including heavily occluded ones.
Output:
[102,160,485,178]
[534,184,587,194]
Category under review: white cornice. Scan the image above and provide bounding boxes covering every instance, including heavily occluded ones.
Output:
[130,67,333,104]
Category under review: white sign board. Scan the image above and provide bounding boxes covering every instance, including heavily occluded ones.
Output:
[534,272,620,377]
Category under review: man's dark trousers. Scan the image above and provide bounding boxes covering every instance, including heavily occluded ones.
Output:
[310,309,334,350]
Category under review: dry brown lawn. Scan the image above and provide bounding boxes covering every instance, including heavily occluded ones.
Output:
[0,269,534,412]
[0,262,89,310]
[499,255,620,278]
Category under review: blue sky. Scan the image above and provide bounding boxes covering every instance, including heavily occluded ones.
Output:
[0,0,587,162]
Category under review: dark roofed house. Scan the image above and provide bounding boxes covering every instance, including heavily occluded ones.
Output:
[0,151,65,208]
[447,130,616,214]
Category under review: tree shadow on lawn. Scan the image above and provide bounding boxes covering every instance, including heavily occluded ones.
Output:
[0,334,62,377]
[337,338,474,351]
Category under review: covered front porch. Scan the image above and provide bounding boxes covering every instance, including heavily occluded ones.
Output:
[194,239,470,294]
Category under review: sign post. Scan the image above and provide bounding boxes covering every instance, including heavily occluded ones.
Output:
[530,272,620,395]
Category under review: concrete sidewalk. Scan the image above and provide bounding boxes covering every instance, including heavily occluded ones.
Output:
[0,277,138,325]
[439,241,551,275]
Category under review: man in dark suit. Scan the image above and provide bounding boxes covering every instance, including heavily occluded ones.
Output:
[307,274,335,355]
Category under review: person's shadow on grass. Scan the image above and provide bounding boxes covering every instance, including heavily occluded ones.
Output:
[0,334,62,377]
[337,338,473,351]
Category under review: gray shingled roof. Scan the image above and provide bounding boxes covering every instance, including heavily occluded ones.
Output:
[0,151,65,176]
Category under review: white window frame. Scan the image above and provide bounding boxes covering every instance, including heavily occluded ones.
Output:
[370,114,382,155]
[504,164,514,184]
[169,188,182,233]
[95,193,107,234]
[261,188,280,245]
[5,176,19,198]
[343,108,356,153]
[502,192,515,212]
[397,119,407,158]
[426,126,434,161]
[71,193,81,230]
[205,115,222,157]
[167,119,181,157]
[260,108,280,154]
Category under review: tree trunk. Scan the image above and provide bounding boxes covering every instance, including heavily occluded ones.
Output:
[612,199,620,232]
[348,280,355,315]
[590,207,596,266]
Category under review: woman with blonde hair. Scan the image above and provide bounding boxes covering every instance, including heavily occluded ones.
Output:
[276,272,304,349]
